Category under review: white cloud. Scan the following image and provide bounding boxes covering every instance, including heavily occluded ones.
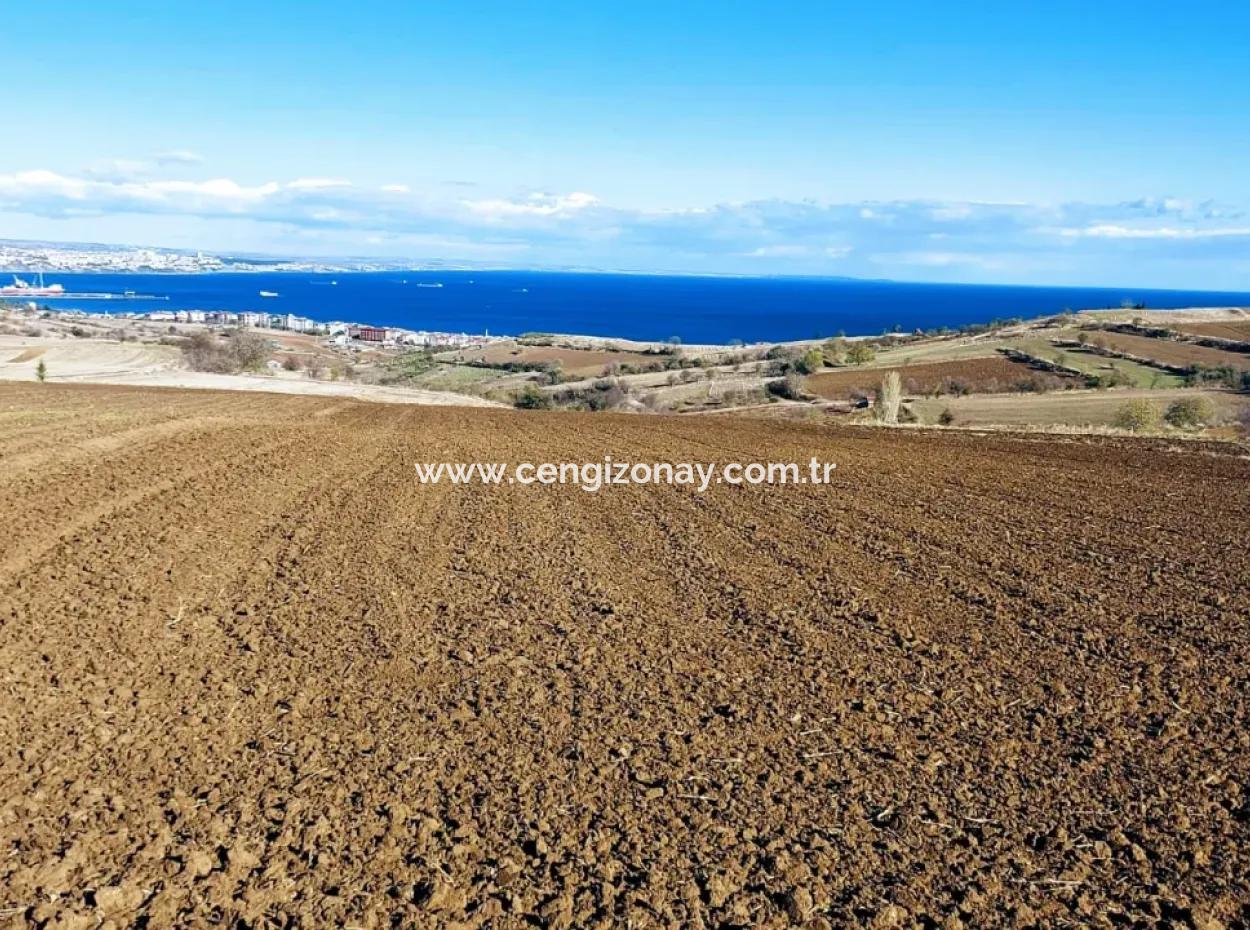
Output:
[463,191,600,220]
[1,166,1248,284]
[1059,224,1250,240]
[747,244,811,257]
[286,178,353,191]
[152,149,204,166]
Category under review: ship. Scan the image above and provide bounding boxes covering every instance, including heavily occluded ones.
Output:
[1,273,66,297]
[259,290,279,298]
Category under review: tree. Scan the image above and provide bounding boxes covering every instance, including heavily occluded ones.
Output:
[1113,399,1161,432]
[35,359,47,383]
[876,371,902,424]
[795,348,824,375]
[822,336,847,364]
[846,342,876,366]
[1164,396,1215,429]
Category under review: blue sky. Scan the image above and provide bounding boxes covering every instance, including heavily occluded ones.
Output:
[4,0,1250,286]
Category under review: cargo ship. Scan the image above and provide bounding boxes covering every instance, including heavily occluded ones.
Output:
[1,273,66,297]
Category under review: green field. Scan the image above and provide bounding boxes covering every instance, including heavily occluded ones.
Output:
[1013,339,1185,388]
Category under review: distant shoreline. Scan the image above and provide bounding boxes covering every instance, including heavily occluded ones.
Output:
[6,268,1250,345]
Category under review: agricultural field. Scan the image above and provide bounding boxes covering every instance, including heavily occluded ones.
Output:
[442,341,665,376]
[3,384,1248,928]
[805,356,1077,400]
[1170,320,1250,342]
[1012,339,1185,388]
[1089,331,1250,372]
[911,387,1248,429]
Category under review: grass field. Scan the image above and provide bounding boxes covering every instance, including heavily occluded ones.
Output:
[1013,339,1186,388]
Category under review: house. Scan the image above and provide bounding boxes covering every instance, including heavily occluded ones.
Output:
[352,326,387,343]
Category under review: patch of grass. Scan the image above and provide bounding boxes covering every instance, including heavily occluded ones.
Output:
[1016,340,1183,388]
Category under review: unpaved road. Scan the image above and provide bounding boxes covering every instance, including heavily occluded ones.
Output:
[2,384,1248,929]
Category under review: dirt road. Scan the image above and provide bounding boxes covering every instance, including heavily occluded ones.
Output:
[2,384,1248,929]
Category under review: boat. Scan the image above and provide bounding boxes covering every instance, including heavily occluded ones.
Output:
[1,273,66,297]
[259,290,279,298]
[416,282,444,289]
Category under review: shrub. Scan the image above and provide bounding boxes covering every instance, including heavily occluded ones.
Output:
[795,348,824,375]
[767,372,806,400]
[845,343,876,366]
[181,330,271,374]
[1113,399,1161,432]
[876,371,902,424]
[938,407,955,426]
[1185,364,1239,389]
[941,377,971,397]
[1164,396,1216,429]
[282,355,301,371]
[513,384,553,409]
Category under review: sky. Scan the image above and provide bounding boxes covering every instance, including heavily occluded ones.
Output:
[3,0,1250,287]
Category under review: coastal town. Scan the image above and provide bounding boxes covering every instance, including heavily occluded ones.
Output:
[135,307,490,348]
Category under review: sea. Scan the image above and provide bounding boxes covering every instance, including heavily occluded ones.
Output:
[27,271,1250,344]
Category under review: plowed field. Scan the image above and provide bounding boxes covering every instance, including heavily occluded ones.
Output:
[1093,332,1250,372]
[806,357,1075,400]
[2,384,1248,930]
[1172,321,1250,343]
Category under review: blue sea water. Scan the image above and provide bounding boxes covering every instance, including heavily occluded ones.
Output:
[29,271,1250,343]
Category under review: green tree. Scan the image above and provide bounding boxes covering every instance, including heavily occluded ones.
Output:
[1164,396,1215,429]
[846,342,876,366]
[796,348,824,375]
[35,359,47,382]
[1113,399,1161,432]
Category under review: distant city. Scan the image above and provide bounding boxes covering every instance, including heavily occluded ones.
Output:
[0,239,449,275]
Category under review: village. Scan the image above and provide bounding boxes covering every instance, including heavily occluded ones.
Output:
[129,307,492,349]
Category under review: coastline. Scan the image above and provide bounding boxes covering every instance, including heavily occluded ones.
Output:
[7,267,1250,345]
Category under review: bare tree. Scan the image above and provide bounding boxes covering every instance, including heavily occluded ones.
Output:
[876,371,902,424]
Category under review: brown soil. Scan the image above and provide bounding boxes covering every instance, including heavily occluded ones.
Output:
[451,343,661,376]
[1092,332,1250,371]
[1171,321,1250,343]
[806,357,1077,400]
[2,384,1248,929]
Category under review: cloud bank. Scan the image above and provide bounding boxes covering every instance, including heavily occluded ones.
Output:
[1,167,1248,286]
